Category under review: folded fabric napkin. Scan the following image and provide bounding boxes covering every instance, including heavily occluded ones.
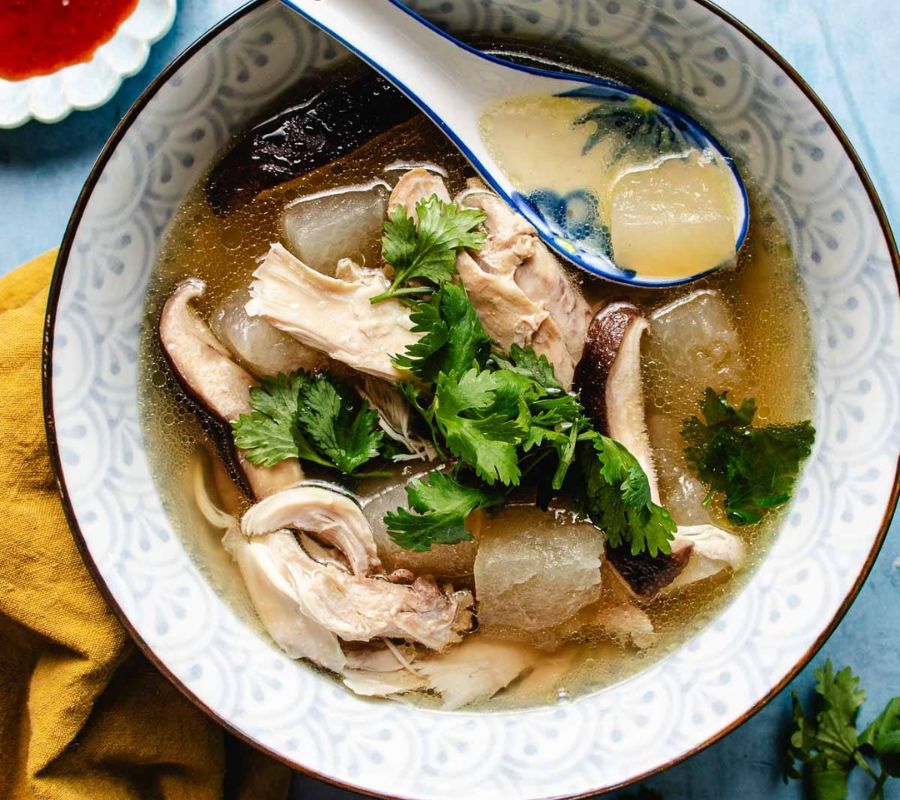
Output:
[0,251,291,800]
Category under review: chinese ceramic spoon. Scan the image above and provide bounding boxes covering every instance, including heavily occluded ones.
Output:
[280,0,749,287]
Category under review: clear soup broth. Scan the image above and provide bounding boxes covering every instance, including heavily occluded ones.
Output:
[140,43,813,711]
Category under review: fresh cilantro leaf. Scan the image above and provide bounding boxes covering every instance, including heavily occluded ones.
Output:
[491,343,562,391]
[580,434,676,556]
[433,369,523,486]
[232,371,386,475]
[392,282,490,381]
[813,662,866,770]
[485,368,535,424]
[384,471,504,551]
[862,699,900,777]
[371,196,485,303]
[682,388,815,525]
[232,373,329,468]
[787,660,900,800]
[296,373,385,474]
[436,367,499,415]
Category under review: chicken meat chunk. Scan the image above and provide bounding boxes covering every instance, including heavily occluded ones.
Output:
[246,243,418,382]
[241,484,473,651]
[387,169,591,389]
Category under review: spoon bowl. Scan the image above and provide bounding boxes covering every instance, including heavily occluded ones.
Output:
[281,0,750,286]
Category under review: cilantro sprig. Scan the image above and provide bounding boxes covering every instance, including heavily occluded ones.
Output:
[391,282,491,381]
[787,660,899,800]
[682,388,815,525]
[232,371,388,476]
[384,285,673,554]
[370,196,485,304]
[384,471,504,552]
[580,435,676,557]
[365,188,676,556]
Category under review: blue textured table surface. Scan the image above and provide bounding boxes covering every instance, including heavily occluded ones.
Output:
[0,2,896,798]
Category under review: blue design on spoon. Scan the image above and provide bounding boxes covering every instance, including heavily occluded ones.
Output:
[524,188,612,259]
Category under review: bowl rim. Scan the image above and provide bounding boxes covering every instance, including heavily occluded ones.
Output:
[41,0,900,797]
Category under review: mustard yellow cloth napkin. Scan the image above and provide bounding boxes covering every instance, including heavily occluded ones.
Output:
[0,251,291,800]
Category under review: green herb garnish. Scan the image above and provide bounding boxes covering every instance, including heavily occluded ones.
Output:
[233,371,386,476]
[370,189,675,555]
[682,388,815,525]
[386,316,671,554]
[370,196,485,304]
[383,471,504,552]
[296,373,385,475]
[787,660,899,799]
[391,282,491,381]
[580,435,676,557]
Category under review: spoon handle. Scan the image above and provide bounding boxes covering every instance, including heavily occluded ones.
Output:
[279,0,532,135]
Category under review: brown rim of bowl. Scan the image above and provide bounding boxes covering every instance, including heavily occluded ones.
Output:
[42,0,900,798]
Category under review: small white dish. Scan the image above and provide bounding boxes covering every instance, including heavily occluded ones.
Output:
[0,0,176,129]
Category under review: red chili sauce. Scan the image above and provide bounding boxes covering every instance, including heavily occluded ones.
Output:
[0,0,139,81]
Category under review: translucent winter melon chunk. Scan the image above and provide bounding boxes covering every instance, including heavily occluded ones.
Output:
[474,506,603,633]
[360,472,480,579]
[646,288,745,396]
[609,153,738,278]
[281,182,388,275]
[648,413,713,526]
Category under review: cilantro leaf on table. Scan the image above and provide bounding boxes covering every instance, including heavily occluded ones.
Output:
[232,373,328,468]
[384,471,504,551]
[392,282,490,382]
[682,387,815,525]
[787,660,900,800]
[371,196,485,303]
[861,699,900,778]
[296,373,385,475]
[580,434,676,557]
[232,370,386,475]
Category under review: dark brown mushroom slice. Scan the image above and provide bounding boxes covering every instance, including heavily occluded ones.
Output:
[159,278,302,499]
[606,543,693,598]
[206,66,416,215]
[575,301,691,598]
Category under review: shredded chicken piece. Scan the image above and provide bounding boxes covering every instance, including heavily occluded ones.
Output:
[388,166,451,217]
[241,484,473,652]
[454,249,551,352]
[344,637,535,710]
[357,376,437,462]
[242,485,380,576]
[246,243,417,382]
[160,278,303,499]
[416,637,534,710]
[224,528,347,672]
[458,181,593,364]
[663,524,746,594]
[387,169,588,388]
[192,462,344,670]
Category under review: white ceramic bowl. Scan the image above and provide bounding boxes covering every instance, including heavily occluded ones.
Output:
[0,0,176,129]
[44,2,899,798]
